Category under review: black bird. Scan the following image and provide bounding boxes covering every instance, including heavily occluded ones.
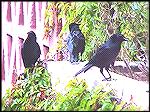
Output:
[74,33,127,81]
[66,23,85,63]
[21,31,41,68]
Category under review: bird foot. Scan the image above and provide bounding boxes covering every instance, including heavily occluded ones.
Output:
[71,62,80,65]
[112,78,117,81]
[79,59,84,62]
[102,78,117,81]
[102,78,111,81]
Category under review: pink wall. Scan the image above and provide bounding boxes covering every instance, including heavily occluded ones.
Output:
[2,2,48,84]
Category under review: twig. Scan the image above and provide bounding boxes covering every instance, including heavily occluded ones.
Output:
[112,89,124,111]
[123,59,134,79]
[138,62,149,74]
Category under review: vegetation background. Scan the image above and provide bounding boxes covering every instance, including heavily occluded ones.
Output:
[2,2,149,111]
[44,2,149,62]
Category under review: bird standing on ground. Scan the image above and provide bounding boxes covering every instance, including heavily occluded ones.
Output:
[66,23,85,63]
[21,31,41,68]
[74,33,127,81]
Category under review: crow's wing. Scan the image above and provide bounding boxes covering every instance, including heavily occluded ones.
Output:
[21,40,34,67]
[66,34,74,53]
[71,30,85,48]
[75,41,114,76]
[21,39,41,68]
[32,42,41,63]
[87,41,120,68]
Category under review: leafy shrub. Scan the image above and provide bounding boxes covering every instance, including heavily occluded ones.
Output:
[2,66,141,111]
[45,2,148,62]
[2,66,53,111]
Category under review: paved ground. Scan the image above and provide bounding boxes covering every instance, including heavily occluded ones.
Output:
[2,61,149,110]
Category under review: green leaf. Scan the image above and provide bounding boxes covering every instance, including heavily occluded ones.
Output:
[101,102,113,111]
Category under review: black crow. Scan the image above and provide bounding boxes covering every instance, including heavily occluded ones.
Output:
[74,33,127,81]
[21,31,41,68]
[67,23,85,63]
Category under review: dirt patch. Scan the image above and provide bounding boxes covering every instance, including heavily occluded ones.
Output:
[110,62,149,82]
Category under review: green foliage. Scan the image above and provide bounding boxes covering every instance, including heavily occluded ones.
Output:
[45,2,148,62]
[2,66,53,111]
[2,68,141,111]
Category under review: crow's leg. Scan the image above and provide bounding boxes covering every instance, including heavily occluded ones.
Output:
[72,54,80,64]
[74,55,78,62]
[70,53,74,63]
[73,52,79,62]
[70,53,78,64]
[100,69,110,81]
[105,67,117,81]
[77,54,79,62]
[105,68,111,81]
[79,53,83,62]
[78,53,81,62]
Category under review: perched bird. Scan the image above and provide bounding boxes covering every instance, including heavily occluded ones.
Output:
[21,31,41,68]
[66,23,85,63]
[74,33,127,81]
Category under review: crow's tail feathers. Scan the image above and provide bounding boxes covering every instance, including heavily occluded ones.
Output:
[74,64,93,77]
